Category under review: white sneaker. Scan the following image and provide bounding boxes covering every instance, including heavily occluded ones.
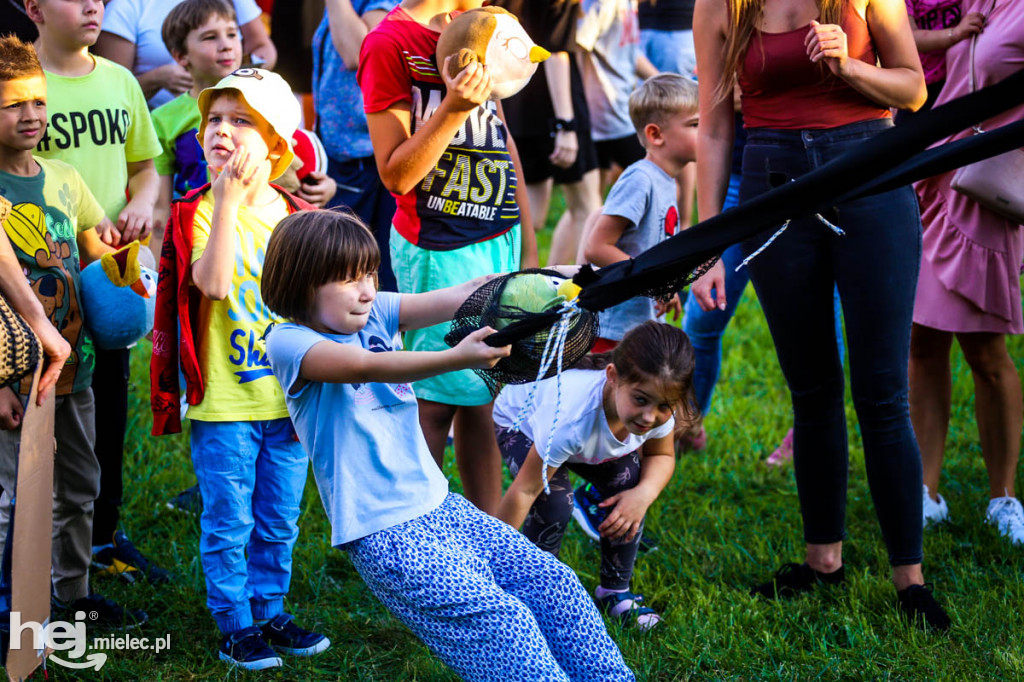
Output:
[922,484,949,527]
[986,496,1024,545]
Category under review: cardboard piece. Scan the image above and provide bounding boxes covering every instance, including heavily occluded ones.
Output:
[6,366,55,682]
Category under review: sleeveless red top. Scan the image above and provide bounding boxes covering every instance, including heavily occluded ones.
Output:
[738,4,892,129]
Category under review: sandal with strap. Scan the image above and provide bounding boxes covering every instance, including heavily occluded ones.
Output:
[595,590,662,630]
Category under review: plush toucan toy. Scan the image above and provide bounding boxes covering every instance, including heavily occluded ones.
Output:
[80,241,157,349]
[436,6,550,100]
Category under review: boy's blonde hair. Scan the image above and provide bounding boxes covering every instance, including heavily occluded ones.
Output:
[0,35,44,82]
[629,73,699,134]
[162,0,237,59]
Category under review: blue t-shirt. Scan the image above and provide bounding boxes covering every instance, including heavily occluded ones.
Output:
[312,0,398,163]
[596,159,681,341]
[266,292,449,546]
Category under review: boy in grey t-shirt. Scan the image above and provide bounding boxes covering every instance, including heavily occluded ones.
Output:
[583,73,699,348]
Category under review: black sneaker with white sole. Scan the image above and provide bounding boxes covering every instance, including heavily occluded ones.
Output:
[260,613,330,656]
[750,562,845,599]
[220,627,282,670]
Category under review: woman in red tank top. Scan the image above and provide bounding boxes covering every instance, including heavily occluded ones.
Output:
[691,0,952,631]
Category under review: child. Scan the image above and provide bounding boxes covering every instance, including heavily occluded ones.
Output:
[494,321,695,629]
[262,209,634,682]
[25,0,168,584]
[0,35,144,626]
[148,69,326,670]
[152,0,336,261]
[358,0,537,514]
[583,73,698,352]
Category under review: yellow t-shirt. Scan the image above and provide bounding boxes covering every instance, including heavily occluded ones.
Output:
[188,192,290,422]
[35,55,162,221]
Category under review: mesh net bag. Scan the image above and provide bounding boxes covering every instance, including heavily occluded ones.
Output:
[444,269,599,395]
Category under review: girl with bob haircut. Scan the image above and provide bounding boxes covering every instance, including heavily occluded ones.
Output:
[495,321,698,630]
[261,210,636,682]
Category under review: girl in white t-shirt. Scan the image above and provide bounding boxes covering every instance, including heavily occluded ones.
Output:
[494,320,696,629]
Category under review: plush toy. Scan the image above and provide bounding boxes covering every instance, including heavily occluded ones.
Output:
[494,272,579,329]
[436,6,550,100]
[80,241,157,349]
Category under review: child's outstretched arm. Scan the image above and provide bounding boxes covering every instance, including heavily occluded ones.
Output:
[396,273,499,332]
[497,444,560,530]
[597,435,675,543]
[582,214,632,267]
[299,326,510,386]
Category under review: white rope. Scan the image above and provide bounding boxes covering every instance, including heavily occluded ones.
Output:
[509,299,579,495]
[736,213,845,272]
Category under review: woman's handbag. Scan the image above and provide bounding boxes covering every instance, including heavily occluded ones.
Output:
[950,0,1024,224]
[0,197,41,389]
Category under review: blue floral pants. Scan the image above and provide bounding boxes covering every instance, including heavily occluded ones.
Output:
[344,493,634,682]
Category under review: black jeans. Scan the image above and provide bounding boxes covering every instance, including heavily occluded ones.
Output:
[91,346,130,545]
[740,119,924,566]
[497,427,643,589]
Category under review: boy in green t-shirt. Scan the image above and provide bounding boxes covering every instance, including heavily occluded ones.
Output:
[26,0,168,586]
[0,35,146,626]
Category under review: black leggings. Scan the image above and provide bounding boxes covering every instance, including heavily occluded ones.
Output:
[497,426,642,590]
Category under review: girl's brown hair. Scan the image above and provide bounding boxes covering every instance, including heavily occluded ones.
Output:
[261,209,381,327]
[577,320,700,425]
[715,0,846,105]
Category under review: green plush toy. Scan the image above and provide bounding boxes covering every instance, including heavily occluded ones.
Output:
[494,273,581,329]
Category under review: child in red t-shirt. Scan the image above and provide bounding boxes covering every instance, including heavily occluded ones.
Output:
[357,0,537,514]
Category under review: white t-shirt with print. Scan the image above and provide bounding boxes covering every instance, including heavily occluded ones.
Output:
[493,369,674,468]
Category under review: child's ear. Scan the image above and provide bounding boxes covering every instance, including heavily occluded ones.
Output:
[171,49,190,70]
[269,136,289,161]
[606,363,618,386]
[644,122,663,147]
[24,0,44,23]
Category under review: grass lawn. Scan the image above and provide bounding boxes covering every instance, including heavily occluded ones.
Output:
[55,194,1024,680]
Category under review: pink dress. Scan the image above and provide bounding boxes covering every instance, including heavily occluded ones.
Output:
[913,0,1024,334]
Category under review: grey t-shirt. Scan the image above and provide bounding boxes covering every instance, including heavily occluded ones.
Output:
[597,159,681,341]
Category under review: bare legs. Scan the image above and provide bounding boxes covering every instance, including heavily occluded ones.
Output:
[418,399,503,515]
[909,323,1021,502]
[528,170,602,266]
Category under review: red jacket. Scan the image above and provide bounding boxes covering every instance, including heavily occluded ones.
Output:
[149,184,313,435]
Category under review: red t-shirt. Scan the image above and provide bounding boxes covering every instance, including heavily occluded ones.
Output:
[357,7,520,251]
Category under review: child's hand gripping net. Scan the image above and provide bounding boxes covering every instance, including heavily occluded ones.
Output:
[443,269,599,396]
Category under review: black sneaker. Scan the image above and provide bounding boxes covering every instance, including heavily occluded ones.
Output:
[92,531,171,584]
[750,562,845,599]
[896,583,951,631]
[220,627,282,670]
[165,485,203,516]
[60,593,148,629]
[571,483,607,541]
[260,613,331,656]
[637,530,659,554]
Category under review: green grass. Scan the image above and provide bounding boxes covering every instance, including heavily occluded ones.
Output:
[54,193,1024,680]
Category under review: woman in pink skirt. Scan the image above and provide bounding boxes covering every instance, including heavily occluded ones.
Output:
[910,0,1024,542]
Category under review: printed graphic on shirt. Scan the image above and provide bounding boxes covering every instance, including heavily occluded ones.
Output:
[35,108,132,152]
[664,205,679,237]
[410,75,519,237]
[173,130,207,196]
[352,333,414,406]
[2,196,93,394]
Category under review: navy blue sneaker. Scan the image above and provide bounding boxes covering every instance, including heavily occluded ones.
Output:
[260,614,330,656]
[571,483,606,541]
[220,627,282,670]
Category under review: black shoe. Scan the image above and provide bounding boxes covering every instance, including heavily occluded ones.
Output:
[92,530,171,584]
[61,593,148,629]
[750,562,845,599]
[896,583,951,632]
[165,485,203,516]
[220,627,282,670]
[260,613,331,656]
[637,530,659,554]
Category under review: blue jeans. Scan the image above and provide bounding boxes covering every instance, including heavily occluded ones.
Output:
[190,418,309,633]
[326,155,398,292]
[740,119,924,566]
[683,172,844,415]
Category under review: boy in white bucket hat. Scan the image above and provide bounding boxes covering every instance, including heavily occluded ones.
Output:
[149,67,325,670]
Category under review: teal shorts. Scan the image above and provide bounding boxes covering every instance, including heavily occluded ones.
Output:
[391,226,521,406]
